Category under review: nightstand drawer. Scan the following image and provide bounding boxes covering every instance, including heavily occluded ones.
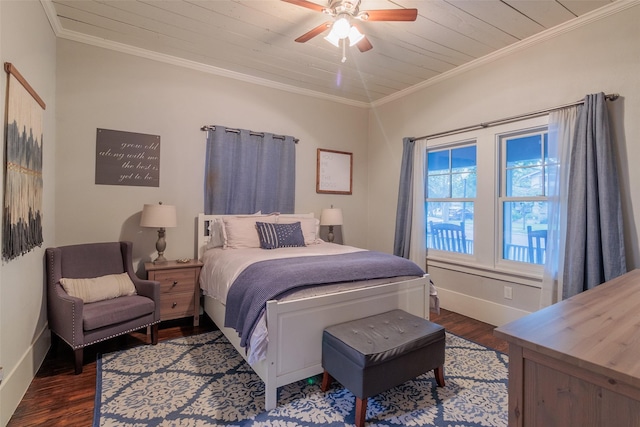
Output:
[145,260,203,326]
[160,292,195,320]
[153,269,197,293]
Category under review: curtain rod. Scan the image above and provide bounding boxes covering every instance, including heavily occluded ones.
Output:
[411,93,619,142]
[200,125,299,143]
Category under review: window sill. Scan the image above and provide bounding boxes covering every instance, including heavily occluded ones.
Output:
[426,255,543,289]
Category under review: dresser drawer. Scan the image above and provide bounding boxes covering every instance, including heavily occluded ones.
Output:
[153,269,197,293]
[160,291,195,320]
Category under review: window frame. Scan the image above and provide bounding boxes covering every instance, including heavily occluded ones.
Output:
[424,115,549,284]
[425,140,477,257]
[496,126,550,269]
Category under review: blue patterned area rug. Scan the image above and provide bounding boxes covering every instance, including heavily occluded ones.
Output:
[94,330,508,426]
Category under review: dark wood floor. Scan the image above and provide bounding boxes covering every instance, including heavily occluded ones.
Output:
[8,309,508,426]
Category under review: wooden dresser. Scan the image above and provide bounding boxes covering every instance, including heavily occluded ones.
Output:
[145,260,203,326]
[494,269,640,426]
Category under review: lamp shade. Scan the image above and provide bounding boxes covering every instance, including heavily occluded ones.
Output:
[140,203,177,228]
[320,208,343,226]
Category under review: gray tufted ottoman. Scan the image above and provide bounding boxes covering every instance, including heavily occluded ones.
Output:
[321,309,445,427]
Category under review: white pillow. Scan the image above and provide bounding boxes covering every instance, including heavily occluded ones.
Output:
[277,216,321,245]
[205,218,225,249]
[60,273,137,303]
[223,214,278,249]
[205,212,265,250]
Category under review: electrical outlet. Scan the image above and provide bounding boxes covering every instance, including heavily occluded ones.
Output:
[504,286,513,300]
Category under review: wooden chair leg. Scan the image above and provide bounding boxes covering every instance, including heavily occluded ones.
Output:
[434,365,445,387]
[150,323,158,345]
[74,348,83,375]
[355,396,367,427]
[321,370,333,392]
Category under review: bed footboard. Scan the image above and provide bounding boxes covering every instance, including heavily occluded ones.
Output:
[204,275,429,410]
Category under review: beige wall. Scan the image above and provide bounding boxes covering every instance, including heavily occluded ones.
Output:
[367,2,640,326]
[2,1,639,423]
[0,1,57,425]
[55,40,370,269]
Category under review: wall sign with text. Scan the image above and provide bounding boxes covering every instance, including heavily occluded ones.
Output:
[95,128,160,187]
[316,148,352,195]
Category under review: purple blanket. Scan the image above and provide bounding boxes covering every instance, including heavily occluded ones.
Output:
[224,251,425,349]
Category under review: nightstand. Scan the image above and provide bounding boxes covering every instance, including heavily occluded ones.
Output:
[144,260,203,326]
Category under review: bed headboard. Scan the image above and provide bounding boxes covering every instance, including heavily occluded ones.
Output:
[196,213,315,259]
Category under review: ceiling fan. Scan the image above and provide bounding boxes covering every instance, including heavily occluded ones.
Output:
[282,0,417,60]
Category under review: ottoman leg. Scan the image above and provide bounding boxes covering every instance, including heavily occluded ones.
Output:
[355,397,367,427]
[434,365,445,387]
[321,370,334,392]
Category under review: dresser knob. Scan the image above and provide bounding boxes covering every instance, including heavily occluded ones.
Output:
[172,281,178,287]
[172,302,177,308]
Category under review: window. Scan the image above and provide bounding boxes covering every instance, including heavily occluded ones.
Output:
[426,144,476,254]
[424,115,549,274]
[500,129,551,264]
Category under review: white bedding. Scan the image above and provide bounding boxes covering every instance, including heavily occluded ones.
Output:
[199,242,365,302]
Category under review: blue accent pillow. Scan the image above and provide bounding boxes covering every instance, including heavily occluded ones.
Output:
[256,221,306,249]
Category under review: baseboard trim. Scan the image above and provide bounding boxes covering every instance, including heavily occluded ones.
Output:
[0,326,50,426]
[437,288,531,327]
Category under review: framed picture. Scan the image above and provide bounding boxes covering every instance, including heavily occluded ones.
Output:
[316,148,352,195]
[95,128,161,187]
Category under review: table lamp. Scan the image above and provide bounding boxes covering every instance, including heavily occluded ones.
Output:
[140,202,177,263]
[320,207,343,243]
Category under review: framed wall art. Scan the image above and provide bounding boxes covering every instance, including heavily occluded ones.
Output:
[3,63,46,260]
[95,128,160,187]
[316,148,352,195]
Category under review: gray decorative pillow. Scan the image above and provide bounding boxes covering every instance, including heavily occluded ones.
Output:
[256,221,306,249]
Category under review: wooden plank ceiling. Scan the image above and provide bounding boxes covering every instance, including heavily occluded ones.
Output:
[47,0,613,105]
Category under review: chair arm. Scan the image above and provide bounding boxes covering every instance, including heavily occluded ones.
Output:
[131,275,161,322]
[133,277,160,300]
[48,283,85,348]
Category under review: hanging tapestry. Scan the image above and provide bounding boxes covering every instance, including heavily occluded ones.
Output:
[3,63,46,260]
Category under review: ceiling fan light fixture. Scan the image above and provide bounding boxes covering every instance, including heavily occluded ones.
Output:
[348,26,364,46]
[331,15,351,39]
[286,0,419,58]
[324,31,341,47]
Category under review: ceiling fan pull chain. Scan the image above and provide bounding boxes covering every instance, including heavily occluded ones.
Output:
[341,40,347,63]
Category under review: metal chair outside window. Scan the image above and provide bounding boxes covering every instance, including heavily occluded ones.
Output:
[430,221,467,254]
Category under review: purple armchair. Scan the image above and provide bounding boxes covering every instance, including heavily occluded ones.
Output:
[46,241,161,374]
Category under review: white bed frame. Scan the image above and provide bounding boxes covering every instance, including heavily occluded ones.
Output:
[197,213,430,410]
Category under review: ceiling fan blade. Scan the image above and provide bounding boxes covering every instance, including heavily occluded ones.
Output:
[362,9,418,21]
[295,22,331,43]
[356,35,373,52]
[281,0,326,13]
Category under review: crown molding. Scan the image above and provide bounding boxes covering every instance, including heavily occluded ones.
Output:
[371,0,638,108]
[41,0,636,109]
[40,0,62,34]
[39,1,369,109]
